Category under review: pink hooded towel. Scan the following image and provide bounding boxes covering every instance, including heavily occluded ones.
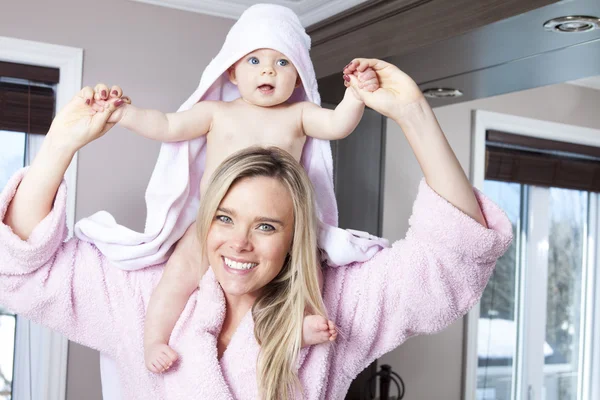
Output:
[74,3,389,270]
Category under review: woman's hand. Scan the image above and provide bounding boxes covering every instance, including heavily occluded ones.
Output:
[343,58,424,122]
[47,84,130,152]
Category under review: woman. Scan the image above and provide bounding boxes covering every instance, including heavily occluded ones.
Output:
[0,59,512,399]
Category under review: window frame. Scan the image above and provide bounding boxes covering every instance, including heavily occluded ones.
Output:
[466,110,600,400]
[0,35,82,400]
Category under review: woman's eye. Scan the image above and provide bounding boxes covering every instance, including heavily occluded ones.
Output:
[258,223,275,232]
[216,215,232,223]
[277,59,289,67]
[248,57,259,65]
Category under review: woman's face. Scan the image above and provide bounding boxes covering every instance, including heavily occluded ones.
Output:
[207,176,294,302]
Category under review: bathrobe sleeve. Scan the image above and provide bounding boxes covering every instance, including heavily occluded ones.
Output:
[328,179,513,379]
[0,168,156,357]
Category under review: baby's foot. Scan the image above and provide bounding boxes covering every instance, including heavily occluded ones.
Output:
[145,343,179,373]
[302,315,338,347]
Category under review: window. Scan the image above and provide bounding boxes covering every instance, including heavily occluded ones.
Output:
[0,63,57,400]
[477,182,595,400]
[466,111,600,400]
[0,129,27,400]
[0,37,82,400]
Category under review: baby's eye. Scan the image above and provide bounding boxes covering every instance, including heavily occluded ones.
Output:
[257,223,275,232]
[216,215,232,224]
[277,59,289,67]
[248,57,260,65]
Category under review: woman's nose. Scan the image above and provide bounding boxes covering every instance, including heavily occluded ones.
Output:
[230,231,253,252]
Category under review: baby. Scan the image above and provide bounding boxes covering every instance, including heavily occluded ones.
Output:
[103,48,379,373]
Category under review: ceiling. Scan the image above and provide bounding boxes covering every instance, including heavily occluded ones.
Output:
[129,0,369,26]
[133,0,600,104]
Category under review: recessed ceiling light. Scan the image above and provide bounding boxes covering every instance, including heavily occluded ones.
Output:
[422,88,463,99]
[544,16,600,33]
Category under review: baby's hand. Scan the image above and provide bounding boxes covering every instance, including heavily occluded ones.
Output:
[145,342,179,374]
[343,63,380,102]
[89,83,131,124]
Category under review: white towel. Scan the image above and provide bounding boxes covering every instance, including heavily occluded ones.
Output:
[74,3,389,270]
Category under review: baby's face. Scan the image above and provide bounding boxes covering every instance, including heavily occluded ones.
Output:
[228,49,301,107]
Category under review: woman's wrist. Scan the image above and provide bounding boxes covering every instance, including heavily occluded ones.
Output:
[45,129,82,156]
[39,134,79,168]
[392,95,433,132]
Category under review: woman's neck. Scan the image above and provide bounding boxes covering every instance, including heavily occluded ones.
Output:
[223,292,256,324]
[218,294,256,359]
[221,293,257,338]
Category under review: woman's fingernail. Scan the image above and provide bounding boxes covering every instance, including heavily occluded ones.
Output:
[115,99,124,107]
[101,90,107,98]
[112,90,118,96]
[86,99,91,105]
[343,74,350,82]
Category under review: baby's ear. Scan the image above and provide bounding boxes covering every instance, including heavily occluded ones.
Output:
[228,67,238,85]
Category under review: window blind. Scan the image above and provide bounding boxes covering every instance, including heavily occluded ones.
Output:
[485,130,600,192]
[0,61,59,135]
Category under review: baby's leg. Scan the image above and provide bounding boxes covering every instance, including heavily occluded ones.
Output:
[144,221,207,373]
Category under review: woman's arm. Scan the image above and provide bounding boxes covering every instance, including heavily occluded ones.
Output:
[329,59,512,378]
[4,86,124,239]
[0,85,150,355]
[329,181,513,378]
[344,59,486,226]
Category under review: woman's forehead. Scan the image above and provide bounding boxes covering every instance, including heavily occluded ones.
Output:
[219,176,294,219]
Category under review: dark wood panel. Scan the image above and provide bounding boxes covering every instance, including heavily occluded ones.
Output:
[309,0,558,78]
[308,0,425,46]
[332,108,386,236]
[327,106,386,399]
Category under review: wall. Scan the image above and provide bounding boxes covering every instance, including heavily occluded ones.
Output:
[1,1,234,398]
[380,82,600,399]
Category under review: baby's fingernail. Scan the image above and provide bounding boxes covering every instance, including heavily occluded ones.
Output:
[112,90,118,96]
[101,90,107,98]
[115,99,124,107]
[343,74,350,82]
[86,99,91,105]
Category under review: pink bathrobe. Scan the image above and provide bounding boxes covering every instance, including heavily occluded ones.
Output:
[0,169,512,399]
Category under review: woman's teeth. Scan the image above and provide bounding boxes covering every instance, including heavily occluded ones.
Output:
[224,257,258,270]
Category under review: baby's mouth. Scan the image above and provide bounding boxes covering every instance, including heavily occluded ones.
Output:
[258,84,275,94]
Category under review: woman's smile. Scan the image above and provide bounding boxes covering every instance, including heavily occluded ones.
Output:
[222,255,258,274]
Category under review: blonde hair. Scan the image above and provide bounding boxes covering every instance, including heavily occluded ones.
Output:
[196,146,326,399]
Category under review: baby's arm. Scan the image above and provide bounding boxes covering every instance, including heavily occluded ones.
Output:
[301,89,364,140]
[301,67,379,140]
[114,101,219,142]
[144,222,207,373]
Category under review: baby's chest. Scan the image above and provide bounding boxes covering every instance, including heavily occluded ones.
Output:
[214,107,304,145]
[213,121,302,148]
